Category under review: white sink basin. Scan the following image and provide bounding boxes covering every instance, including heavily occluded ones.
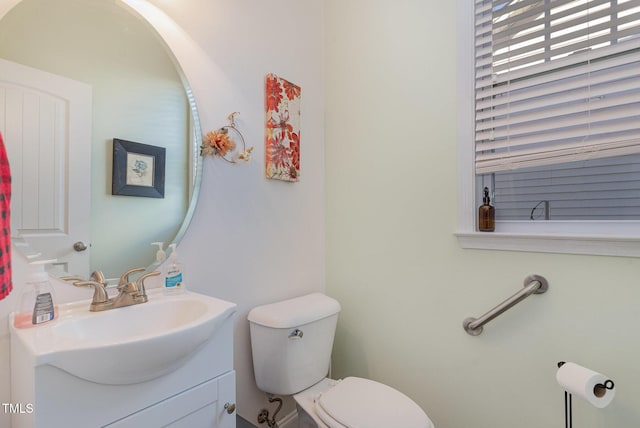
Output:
[9,289,236,385]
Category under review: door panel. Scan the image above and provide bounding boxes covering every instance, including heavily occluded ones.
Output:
[0,58,92,276]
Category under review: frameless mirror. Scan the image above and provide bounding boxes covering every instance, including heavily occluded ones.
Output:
[0,0,202,280]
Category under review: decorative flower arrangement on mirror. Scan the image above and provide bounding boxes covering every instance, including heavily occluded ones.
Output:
[201,112,253,163]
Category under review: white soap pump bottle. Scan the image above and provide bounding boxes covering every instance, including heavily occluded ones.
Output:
[164,243,185,294]
[14,259,58,328]
[151,242,166,268]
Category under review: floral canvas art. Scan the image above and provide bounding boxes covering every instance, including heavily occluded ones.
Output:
[265,73,301,182]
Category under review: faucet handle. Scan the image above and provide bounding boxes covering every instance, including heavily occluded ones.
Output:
[136,271,161,296]
[73,280,110,304]
[118,267,146,286]
[62,276,110,306]
[61,276,84,282]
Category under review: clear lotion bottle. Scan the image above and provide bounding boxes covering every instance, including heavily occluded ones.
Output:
[478,186,495,232]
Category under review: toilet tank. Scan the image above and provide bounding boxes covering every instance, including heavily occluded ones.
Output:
[248,293,341,395]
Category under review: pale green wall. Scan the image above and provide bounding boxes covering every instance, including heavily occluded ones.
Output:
[0,0,189,278]
[325,1,640,427]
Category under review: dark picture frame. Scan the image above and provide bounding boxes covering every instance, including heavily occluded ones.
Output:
[112,138,165,198]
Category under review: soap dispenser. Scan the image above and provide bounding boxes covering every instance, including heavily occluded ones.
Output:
[14,260,58,328]
[164,243,185,294]
[478,186,495,232]
[151,242,166,268]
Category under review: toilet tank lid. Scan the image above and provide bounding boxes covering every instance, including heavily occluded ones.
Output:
[248,293,341,328]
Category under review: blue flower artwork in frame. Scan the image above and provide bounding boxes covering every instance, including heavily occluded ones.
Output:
[112,138,165,198]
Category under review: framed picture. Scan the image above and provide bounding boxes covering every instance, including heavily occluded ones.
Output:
[112,138,165,198]
[265,73,301,182]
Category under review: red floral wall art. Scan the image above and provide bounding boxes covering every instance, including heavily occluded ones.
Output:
[265,73,301,182]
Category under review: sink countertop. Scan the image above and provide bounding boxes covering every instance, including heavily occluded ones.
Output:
[9,288,237,384]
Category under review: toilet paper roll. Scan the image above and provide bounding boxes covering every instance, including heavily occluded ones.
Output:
[556,362,615,408]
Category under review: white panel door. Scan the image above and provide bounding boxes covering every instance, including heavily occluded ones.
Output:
[0,58,92,276]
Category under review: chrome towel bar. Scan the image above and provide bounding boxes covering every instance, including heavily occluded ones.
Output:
[463,274,549,336]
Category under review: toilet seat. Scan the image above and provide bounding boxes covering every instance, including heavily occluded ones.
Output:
[314,377,433,428]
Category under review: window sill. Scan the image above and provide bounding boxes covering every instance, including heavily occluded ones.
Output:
[455,231,640,258]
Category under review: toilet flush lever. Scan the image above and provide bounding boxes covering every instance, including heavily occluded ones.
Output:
[288,329,304,340]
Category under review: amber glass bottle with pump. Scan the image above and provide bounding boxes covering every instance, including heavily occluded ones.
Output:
[478,187,495,232]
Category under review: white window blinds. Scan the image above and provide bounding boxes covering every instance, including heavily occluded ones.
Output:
[475,0,640,175]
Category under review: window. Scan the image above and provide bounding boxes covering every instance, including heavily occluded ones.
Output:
[491,153,640,221]
[456,0,640,257]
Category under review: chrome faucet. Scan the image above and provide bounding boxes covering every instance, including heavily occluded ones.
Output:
[63,268,160,312]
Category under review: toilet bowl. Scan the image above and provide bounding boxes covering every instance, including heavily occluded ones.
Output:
[294,377,434,428]
[248,293,435,428]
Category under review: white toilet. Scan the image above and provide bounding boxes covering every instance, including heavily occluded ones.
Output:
[248,293,434,428]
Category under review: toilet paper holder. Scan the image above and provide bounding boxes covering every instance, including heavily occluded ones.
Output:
[593,379,615,397]
[557,361,615,428]
[557,361,615,397]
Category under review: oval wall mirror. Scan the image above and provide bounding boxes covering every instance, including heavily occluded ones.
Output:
[0,0,202,280]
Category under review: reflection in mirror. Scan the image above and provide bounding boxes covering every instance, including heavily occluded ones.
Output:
[0,0,202,279]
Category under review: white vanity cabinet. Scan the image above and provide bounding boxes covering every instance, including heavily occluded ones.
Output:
[10,291,237,428]
[105,370,236,428]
